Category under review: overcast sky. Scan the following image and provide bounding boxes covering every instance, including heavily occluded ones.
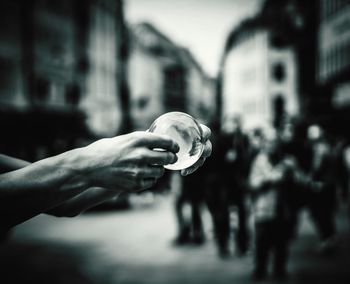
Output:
[124,0,263,77]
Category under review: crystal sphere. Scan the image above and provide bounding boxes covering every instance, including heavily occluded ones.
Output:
[148,112,204,170]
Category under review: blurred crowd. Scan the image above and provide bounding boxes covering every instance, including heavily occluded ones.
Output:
[171,116,350,281]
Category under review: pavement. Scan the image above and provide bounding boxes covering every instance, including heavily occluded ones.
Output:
[0,193,349,284]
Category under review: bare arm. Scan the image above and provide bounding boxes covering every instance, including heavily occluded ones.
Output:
[46,187,121,217]
[0,127,212,227]
[0,149,91,228]
[0,154,121,218]
[47,125,212,215]
[0,132,179,228]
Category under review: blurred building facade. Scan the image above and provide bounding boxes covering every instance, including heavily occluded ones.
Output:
[128,22,215,131]
[0,0,129,160]
[316,0,350,137]
[81,0,124,137]
[220,17,299,130]
[217,0,327,132]
[180,49,216,124]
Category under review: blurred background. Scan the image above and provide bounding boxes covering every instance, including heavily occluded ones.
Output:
[0,0,350,283]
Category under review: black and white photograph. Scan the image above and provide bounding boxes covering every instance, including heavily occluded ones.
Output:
[0,0,350,283]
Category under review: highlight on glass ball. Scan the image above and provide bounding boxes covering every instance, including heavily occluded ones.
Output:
[148,112,205,171]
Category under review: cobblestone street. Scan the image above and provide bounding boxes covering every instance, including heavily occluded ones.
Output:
[1,194,349,284]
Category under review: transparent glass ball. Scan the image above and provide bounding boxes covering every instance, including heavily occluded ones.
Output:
[148,112,205,170]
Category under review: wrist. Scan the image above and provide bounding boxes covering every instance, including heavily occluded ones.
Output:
[40,148,93,190]
[61,146,108,188]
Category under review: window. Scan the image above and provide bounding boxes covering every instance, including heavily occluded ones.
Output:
[272,94,285,129]
[35,77,50,101]
[163,65,186,110]
[65,83,81,106]
[0,57,15,96]
[271,62,286,82]
[270,34,288,48]
[135,96,150,110]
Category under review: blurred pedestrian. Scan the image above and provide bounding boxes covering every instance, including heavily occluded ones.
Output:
[280,121,340,253]
[249,131,298,281]
[223,116,252,256]
[205,117,252,258]
[173,170,206,245]
[307,127,338,254]
[202,120,230,256]
[172,123,213,246]
[332,136,349,203]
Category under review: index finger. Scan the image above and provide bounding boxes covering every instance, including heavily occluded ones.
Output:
[138,132,180,153]
[200,124,211,141]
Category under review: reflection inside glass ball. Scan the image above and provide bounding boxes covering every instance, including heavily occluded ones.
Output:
[148,112,204,170]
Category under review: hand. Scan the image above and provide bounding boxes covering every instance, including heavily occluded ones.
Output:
[76,131,179,192]
[181,124,212,176]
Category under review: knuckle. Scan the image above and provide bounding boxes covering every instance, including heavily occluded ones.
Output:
[130,166,139,178]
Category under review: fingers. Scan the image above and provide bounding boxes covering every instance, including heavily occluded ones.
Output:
[200,124,211,141]
[181,168,194,176]
[181,157,205,176]
[146,149,178,165]
[138,167,165,190]
[180,139,211,177]
[179,124,212,176]
[136,132,179,153]
[202,140,212,159]
[121,166,164,192]
[140,165,165,179]
[140,178,157,190]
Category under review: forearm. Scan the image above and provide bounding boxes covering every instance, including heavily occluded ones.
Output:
[0,130,187,226]
[46,187,121,217]
[0,148,90,228]
[0,153,122,219]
